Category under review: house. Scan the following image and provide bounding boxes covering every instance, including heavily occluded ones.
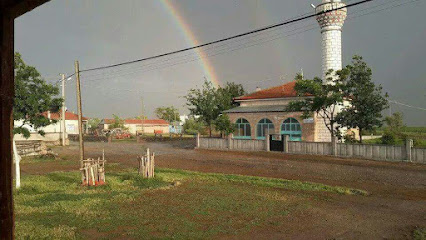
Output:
[224,81,321,142]
[13,110,89,144]
[99,119,170,135]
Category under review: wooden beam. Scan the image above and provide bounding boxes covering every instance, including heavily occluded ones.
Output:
[1,0,50,18]
[0,10,15,240]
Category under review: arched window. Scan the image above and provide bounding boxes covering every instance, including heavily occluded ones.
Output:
[234,118,251,139]
[256,118,275,139]
[281,118,302,141]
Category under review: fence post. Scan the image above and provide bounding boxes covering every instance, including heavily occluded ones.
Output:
[196,133,200,148]
[227,134,233,150]
[108,135,112,144]
[265,134,270,152]
[406,139,413,162]
[331,137,337,156]
[283,135,289,153]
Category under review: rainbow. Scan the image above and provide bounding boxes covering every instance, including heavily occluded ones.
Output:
[159,0,221,87]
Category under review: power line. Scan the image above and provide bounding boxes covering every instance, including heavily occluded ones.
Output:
[78,0,417,84]
[73,0,373,75]
[390,100,426,111]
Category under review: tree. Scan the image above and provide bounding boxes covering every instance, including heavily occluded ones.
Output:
[183,117,206,135]
[185,80,220,137]
[88,118,101,133]
[336,56,389,143]
[109,114,125,129]
[214,114,235,137]
[216,82,246,112]
[185,80,245,137]
[286,72,346,142]
[155,106,180,123]
[384,112,404,134]
[13,52,63,138]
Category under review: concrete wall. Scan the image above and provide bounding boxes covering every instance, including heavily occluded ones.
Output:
[14,132,67,145]
[199,137,426,164]
[199,137,265,151]
[288,141,332,155]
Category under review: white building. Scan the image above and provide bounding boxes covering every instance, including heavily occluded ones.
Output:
[14,110,88,144]
[99,119,169,135]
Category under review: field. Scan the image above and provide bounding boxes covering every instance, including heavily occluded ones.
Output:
[16,140,426,239]
[364,126,426,147]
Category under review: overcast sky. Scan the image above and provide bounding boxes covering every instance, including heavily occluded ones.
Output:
[14,0,426,125]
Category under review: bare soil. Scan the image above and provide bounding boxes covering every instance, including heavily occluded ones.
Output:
[23,140,426,239]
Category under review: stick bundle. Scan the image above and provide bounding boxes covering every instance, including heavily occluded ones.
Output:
[137,148,155,178]
[80,156,106,186]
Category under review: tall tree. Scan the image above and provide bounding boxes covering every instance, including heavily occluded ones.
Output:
[336,56,389,143]
[185,80,245,137]
[216,82,246,112]
[286,72,346,142]
[214,114,235,137]
[185,80,220,137]
[155,106,180,123]
[13,52,62,138]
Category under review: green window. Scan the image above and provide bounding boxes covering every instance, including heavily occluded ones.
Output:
[234,118,251,139]
[256,118,275,140]
[281,118,302,141]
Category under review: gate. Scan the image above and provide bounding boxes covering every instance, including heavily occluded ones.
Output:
[270,135,284,152]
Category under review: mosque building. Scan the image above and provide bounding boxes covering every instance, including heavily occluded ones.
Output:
[225,0,347,142]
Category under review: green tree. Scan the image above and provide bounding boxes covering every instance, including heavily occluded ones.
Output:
[109,114,125,129]
[286,72,346,142]
[88,118,101,132]
[13,52,62,138]
[155,106,180,123]
[336,56,389,143]
[216,82,246,112]
[185,80,220,137]
[214,114,235,137]
[384,112,404,135]
[185,80,245,137]
[183,117,206,135]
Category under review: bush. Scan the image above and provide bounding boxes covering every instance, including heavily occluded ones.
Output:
[381,132,396,145]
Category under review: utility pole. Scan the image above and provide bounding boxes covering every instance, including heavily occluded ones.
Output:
[75,61,85,168]
[60,74,66,146]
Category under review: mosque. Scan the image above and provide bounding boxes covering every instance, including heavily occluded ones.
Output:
[225,0,347,142]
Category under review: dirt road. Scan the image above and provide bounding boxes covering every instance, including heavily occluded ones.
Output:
[27,140,426,239]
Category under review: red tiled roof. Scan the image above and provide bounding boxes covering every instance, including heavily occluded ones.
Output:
[42,111,88,121]
[235,81,299,101]
[101,119,169,125]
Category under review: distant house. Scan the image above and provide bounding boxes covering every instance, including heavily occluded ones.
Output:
[99,119,169,135]
[13,110,89,144]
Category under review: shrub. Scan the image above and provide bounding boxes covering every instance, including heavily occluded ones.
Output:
[381,132,396,145]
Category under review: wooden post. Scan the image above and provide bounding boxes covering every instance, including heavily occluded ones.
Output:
[265,134,270,152]
[0,13,15,238]
[61,73,66,146]
[196,133,200,148]
[75,61,84,170]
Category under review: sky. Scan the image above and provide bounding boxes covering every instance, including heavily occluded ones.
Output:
[14,0,426,126]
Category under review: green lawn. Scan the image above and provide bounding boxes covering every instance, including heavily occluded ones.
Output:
[14,165,366,239]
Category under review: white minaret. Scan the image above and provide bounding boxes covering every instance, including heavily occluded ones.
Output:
[314,0,347,142]
[315,0,347,81]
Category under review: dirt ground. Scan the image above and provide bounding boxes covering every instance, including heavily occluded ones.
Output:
[23,140,426,239]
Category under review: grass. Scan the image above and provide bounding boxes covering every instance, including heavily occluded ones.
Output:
[14,167,366,239]
[413,228,426,240]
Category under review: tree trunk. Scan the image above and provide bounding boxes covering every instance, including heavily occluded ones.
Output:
[359,128,363,143]
[209,125,212,137]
